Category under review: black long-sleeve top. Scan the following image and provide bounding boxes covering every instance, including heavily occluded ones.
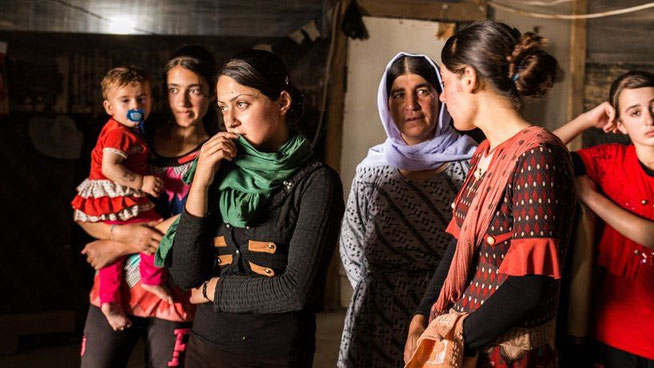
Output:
[169,158,344,360]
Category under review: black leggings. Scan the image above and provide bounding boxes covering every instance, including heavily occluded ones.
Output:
[80,305,192,368]
[185,333,315,368]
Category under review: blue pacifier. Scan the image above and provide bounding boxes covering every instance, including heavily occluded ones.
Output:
[127,109,146,136]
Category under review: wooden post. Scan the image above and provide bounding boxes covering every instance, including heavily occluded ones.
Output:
[324,0,349,173]
[323,0,350,310]
[567,0,587,150]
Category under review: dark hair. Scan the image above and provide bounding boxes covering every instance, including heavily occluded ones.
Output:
[101,65,150,99]
[609,71,654,119]
[385,55,441,96]
[441,21,557,109]
[163,45,218,134]
[217,49,304,129]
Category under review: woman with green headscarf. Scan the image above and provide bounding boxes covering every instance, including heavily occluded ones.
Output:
[166,50,344,367]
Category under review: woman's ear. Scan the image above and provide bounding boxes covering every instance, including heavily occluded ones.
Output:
[461,66,479,93]
[278,91,292,116]
[616,119,628,135]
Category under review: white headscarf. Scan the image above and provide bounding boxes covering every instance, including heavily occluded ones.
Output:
[358,52,476,170]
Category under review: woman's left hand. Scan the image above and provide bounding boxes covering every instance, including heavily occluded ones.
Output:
[189,277,219,304]
[404,314,427,363]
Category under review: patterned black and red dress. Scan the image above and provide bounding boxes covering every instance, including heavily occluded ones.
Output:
[417,134,576,367]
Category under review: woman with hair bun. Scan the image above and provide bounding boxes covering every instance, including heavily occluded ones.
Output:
[404,21,576,367]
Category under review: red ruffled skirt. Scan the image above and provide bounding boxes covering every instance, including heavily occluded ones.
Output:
[72,178,155,222]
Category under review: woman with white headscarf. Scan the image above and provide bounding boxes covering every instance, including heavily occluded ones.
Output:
[338,52,477,367]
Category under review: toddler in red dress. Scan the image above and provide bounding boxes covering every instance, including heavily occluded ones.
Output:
[72,66,172,330]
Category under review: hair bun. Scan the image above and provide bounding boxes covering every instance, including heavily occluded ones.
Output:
[507,32,557,99]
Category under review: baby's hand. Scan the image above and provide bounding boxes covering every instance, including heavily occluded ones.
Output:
[141,175,163,197]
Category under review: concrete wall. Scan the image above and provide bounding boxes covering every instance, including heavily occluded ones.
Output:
[491,8,572,131]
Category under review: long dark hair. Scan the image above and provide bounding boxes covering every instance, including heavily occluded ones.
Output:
[441,21,557,109]
[217,49,304,130]
[386,55,441,96]
[163,45,218,134]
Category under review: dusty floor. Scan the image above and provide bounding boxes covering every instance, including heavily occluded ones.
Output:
[0,308,346,367]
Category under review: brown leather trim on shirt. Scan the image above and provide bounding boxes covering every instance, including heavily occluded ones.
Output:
[213,236,227,248]
[248,240,277,254]
[248,261,275,277]
[216,254,232,266]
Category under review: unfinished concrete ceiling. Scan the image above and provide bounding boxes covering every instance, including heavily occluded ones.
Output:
[0,0,330,37]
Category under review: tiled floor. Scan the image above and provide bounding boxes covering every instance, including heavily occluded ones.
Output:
[0,309,346,367]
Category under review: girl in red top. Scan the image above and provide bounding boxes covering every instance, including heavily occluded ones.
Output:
[554,71,654,367]
[72,66,173,331]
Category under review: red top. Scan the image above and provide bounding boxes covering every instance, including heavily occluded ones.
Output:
[89,118,150,180]
[87,141,202,322]
[71,118,154,222]
[577,143,654,359]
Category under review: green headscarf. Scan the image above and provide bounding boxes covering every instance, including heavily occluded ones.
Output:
[154,134,312,266]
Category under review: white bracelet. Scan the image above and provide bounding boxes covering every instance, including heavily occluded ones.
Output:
[110,224,117,241]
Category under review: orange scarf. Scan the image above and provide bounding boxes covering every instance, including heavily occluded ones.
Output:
[431,126,567,318]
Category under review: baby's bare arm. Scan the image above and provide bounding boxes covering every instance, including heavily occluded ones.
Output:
[101,150,143,190]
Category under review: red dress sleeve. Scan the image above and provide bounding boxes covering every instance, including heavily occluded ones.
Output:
[498,144,575,279]
[101,123,136,159]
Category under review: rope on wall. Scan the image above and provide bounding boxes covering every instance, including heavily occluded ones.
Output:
[514,0,573,7]
[488,1,654,19]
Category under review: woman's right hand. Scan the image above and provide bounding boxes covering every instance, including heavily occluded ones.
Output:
[81,240,124,269]
[404,314,427,364]
[113,221,164,255]
[584,101,617,133]
[193,132,239,187]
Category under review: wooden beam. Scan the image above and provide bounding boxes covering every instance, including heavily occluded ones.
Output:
[323,0,350,310]
[358,0,487,22]
[325,1,348,174]
[567,0,587,150]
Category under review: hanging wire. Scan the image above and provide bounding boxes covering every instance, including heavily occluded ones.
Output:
[515,0,573,6]
[312,0,343,147]
[48,0,157,34]
[488,1,654,19]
